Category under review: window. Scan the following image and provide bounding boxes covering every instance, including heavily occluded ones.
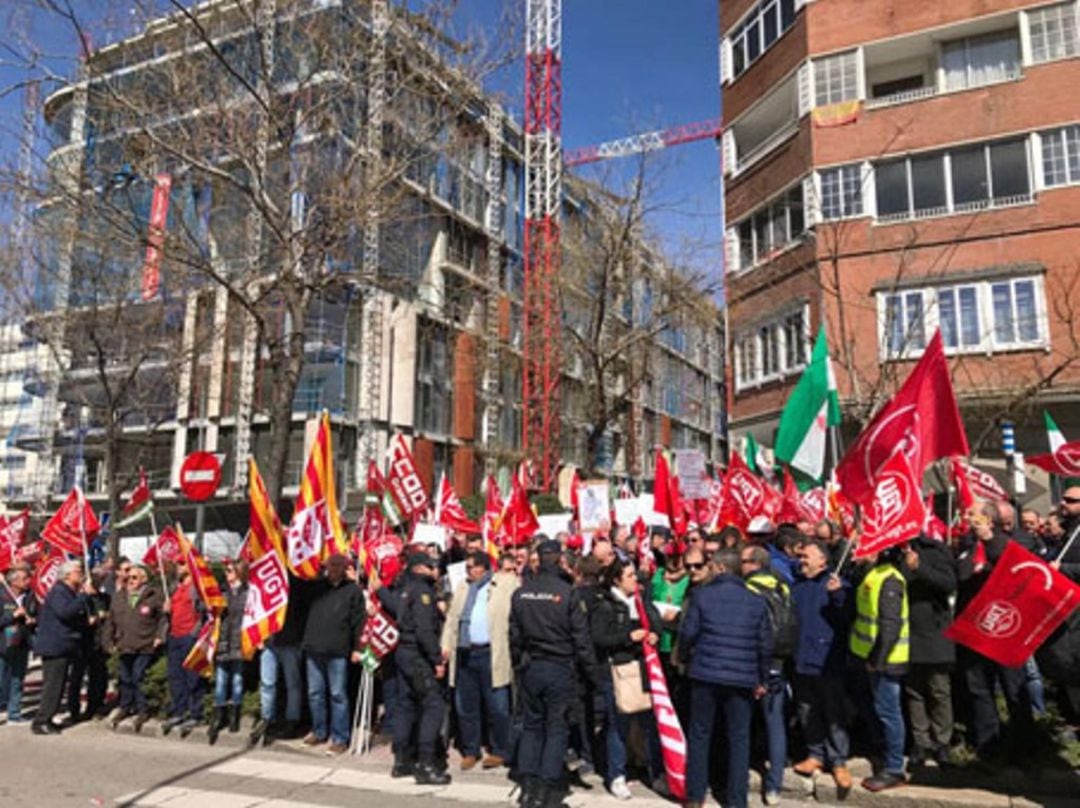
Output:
[814,50,859,106]
[728,0,799,80]
[937,286,981,349]
[1029,3,1080,64]
[1041,125,1080,187]
[819,164,863,220]
[991,279,1041,346]
[415,322,452,434]
[877,137,1031,222]
[735,306,809,390]
[731,185,806,271]
[878,275,1045,358]
[884,291,927,357]
[941,30,1020,91]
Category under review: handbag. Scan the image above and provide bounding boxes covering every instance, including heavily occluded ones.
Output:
[611,659,651,714]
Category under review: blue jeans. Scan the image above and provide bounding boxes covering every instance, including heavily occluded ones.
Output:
[260,644,303,723]
[454,646,511,759]
[602,676,663,785]
[687,680,753,808]
[167,634,206,720]
[0,648,30,719]
[1024,657,1046,716]
[760,675,787,792]
[307,652,350,746]
[118,653,154,713]
[214,660,244,706]
[871,673,905,774]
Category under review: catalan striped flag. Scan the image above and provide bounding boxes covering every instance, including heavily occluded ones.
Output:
[241,458,291,659]
[177,524,226,612]
[286,412,346,579]
[183,615,221,679]
[482,475,504,566]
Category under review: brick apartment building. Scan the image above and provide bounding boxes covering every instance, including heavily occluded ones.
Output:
[720,0,1080,490]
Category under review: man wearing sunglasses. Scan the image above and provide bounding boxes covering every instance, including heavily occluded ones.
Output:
[1050,487,1080,582]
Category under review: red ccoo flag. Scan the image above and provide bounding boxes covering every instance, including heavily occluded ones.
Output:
[837,331,969,504]
[945,542,1080,668]
[41,487,101,556]
[854,450,927,559]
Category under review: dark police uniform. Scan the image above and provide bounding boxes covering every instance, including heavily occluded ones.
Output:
[393,560,450,784]
[509,542,598,808]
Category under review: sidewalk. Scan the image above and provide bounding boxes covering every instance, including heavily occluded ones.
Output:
[74,713,1080,808]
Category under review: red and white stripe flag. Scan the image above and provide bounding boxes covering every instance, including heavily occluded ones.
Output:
[635,592,687,800]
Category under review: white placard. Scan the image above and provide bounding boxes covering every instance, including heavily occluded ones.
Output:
[537,513,572,539]
[578,481,611,532]
[642,493,670,528]
[446,560,467,593]
[613,498,641,527]
[676,449,708,499]
[413,522,448,550]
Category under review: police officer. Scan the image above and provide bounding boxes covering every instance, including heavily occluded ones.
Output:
[510,539,598,808]
[393,552,450,785]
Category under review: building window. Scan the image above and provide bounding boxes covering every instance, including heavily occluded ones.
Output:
[731,185,805,271]
[878,274,1046,358]
[819,164,863,220]
[876,137,1031,222]
[941,30,1021,92]
[884,291,926,358]
[814,50,859,107]
[735,305,808,390]
[415,322,452,435]
[991,278,1041,347]
[729,0,798,80]
[1029,3,1080,64]
[1041,125,1080,187]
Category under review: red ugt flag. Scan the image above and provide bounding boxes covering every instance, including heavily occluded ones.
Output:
[945,542,1080,668]
[854,450,927,559]
[837,331,969,504]
[142,527,185,568]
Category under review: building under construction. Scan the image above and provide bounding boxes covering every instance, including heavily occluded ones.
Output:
[17,0,725,528]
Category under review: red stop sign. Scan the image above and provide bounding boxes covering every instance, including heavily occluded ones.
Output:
[179,451,222,501]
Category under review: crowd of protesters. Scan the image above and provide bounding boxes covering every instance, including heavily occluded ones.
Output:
[2,484,1080,808]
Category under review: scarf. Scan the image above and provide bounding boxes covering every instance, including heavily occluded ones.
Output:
[457,571,492,649]
[610,586,639,620]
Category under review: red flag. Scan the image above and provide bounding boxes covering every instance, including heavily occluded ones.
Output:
[14,540,43,568]
[777,467,810,525]
[142,526,185,568]
[726,452,776,523]
[179,526,226,612]
[436,476,481,535]
[946,542,1080,667]
[32,552,66,603]
[951,456,976,511]
[361,461,391,546]
[482,476,505,563]
[854,451,927,559]
[1027,441,1080,477]
[41,488,100,555]
[837,331,969,504]
[570,470,583,523]
[800,488,827,523]
[241,546,290,659]
[386,434,430,519]
[635,592,687,799]
[924,493,947,542]
[183,616,220,678]
[0,509,29,549]
[653,450,687,536]
[503,475,539,545]
[957,459,1009,503]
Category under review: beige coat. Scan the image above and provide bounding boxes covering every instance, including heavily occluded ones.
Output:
[440,570,519,688]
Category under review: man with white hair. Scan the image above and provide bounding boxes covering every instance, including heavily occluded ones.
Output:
[32,560,94,735]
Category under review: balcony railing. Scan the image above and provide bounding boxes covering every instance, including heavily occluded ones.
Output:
[736,124,799,173]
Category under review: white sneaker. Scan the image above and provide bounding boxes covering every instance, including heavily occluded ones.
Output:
[764,790,781,806]
[610,776,632,800]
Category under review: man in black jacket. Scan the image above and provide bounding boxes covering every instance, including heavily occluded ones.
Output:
[301,554,366,754]
[956,504,1032,759]
[32,561,93,735]
[510,539,598,808]
[393,552,450,785]
[0,565,37,722]
[901,536,957,766]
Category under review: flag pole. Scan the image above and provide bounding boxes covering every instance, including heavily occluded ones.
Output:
[149,510,170,607]
[1057,521,1080,563]
[78,487,91,580]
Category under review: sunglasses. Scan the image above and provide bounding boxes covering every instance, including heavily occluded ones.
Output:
[1062,496,1080,505]
[686,562,707,571]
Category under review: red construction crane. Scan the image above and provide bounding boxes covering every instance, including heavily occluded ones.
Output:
[522,0,723,490]
[564,118,724,167]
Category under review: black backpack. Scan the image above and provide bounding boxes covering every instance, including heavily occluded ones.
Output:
[748,575,799,660]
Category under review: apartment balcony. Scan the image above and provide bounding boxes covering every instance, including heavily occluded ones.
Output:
[727,73,799,175]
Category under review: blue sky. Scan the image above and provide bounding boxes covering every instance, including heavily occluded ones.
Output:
[0,0,723,277]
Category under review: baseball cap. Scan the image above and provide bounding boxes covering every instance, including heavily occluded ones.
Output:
[406,552,435,569]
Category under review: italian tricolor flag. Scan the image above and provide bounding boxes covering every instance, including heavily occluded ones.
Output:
[774,328,841,482]
[1046,411,1066,453]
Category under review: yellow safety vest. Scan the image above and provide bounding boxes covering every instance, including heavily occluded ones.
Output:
[849,564,909,665]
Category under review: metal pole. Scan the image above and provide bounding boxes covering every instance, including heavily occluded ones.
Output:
[195,503,206,556]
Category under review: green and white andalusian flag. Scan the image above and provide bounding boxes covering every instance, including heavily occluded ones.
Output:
[1045,411,1066,453]
[774,328,841,482]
